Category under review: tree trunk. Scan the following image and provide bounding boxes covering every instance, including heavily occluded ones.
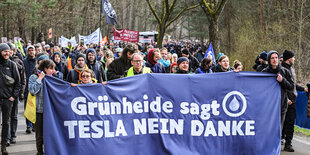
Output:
[157,24,165,48]
[209,15,219,54]
[226,0,231,53]
[259,0,265,31]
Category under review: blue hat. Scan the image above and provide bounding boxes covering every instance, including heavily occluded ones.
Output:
[37,55,49,63]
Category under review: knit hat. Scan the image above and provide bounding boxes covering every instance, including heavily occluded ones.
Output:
[259,51,268,61]
[170,62,177,70]
[283,50,294,61]
[76,54,86,63]
[0,43,10,53]
[177,57,189,66]
[181,49,189,55]
[26,46,35,52]
[37,55,49,63]
[217,53,224,60]
[7,43,15,50]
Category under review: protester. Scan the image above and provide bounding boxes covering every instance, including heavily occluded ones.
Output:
[281,50,308,152]
[158,47,170,72]
[125,53,151,77]
[256,51,268,72]
[175,57,190,74]
[52,51,64,80]
[195,57,213,74]
[145,48,166,73]
[28,59,56,155]
[67,54,88,84]
[22,45,36,134]
[7,43,26,145]
[0,43,21,155]
[172,53,178,63]
[262,50,294,131]
[180,49,199,72]
[170,62,178,73]
[85,48,105,82]
[107,44,138,80]
[214,55,232,72]
[79,69,97,84]
[233,60,243,72]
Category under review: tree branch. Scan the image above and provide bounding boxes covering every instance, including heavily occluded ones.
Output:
[214,0,228,18]
[201,0,215,15]
[166,4,200,28]
[146,0,162,24]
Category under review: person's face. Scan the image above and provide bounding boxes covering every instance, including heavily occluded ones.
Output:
[77,57,85,68]
[219,57,229,70]
[88,52,96,62]
[279,57,283,64]
[167,53,171,60]
[131,55,143,71]
[179,61,189,71]
[171,65,177,73]
[35,47,41,53]
[153,52,161,62]
[44,67,56,76]
[173,56,178,62]
[81,72,92,84]
[54,54,61,63]
[288,56,295,65]
[270,53,279,67]
[182,53,189,58]
[236,65,243,72]
[27,47,36,58]
[160,50,167,60]
[9,49,13,57]
[1,49,10,60]
[68,42,72,47]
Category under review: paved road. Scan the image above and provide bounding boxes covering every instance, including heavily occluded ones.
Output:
[3,100,310,155]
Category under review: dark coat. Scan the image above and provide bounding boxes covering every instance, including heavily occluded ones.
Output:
[145,61,165,73]
[86,48,105,82]
[23,56,36,97]
[11,55,26,97]
[0,59,21,99]
[107,57,131,81]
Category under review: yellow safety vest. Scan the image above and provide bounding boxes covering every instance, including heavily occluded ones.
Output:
[126,67,151,77]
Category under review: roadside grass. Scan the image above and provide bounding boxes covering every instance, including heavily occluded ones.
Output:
[294,125,310,136]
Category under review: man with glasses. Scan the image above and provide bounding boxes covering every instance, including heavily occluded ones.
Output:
[125,53,151,77]
[85,48,105,82]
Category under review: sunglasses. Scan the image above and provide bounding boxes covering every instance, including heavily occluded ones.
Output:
[82,75,91,78]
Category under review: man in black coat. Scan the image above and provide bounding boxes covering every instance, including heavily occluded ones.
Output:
[281,50,308,152]
[0,43,21,155]
[107,44,138,80]
[262,50,294,132]
[22,45,36,134]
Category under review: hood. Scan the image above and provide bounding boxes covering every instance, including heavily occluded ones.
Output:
[86,48,97,63]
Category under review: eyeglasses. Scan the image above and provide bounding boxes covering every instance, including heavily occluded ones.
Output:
[132,60,143,63]
[81,75,91,78]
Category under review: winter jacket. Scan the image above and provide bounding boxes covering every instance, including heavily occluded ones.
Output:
[188,55,199,72]
[145,62,166,73]
[86,48,105,82]
[281,62,305,103]
[11,55,26,97]
[23,56,36,97]
[0,59,21,99]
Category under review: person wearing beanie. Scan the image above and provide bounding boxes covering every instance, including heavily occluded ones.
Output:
[67,54,88,84]
[281,50,308,152]
[22,45,37,134]
[214,55,232,72]
[175,57,190,74]
[181,49,199,72]
[262,50,294,136]
[0,43,21,155]
[170,62,178,73]
[256,51,268,72]
[280,55,283,64]
[37,55,49,64]
[145,48,166,73]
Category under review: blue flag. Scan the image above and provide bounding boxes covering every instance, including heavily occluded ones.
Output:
[101,0,117,25]
[43,72,281,155]
[204,43,216,62]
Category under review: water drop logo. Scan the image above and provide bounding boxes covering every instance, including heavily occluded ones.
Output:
[222,91,247,117]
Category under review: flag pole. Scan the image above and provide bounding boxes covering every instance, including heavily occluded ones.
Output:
[99,0,102,46]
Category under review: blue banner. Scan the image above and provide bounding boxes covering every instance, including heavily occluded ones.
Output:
[43,72,281,155]
[295,91,310,129]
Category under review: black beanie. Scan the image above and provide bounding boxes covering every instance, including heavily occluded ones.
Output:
[177,57,189,66]
[181,49,189,55]
[76,54,86,63]
[283,50,294,61]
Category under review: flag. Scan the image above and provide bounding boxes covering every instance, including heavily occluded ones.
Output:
[48,28,53,39]
[204,43,216,63]
[100,36,108,45]
[101,0,117,25]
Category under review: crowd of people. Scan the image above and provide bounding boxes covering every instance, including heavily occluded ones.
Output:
[0,39,309,154]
